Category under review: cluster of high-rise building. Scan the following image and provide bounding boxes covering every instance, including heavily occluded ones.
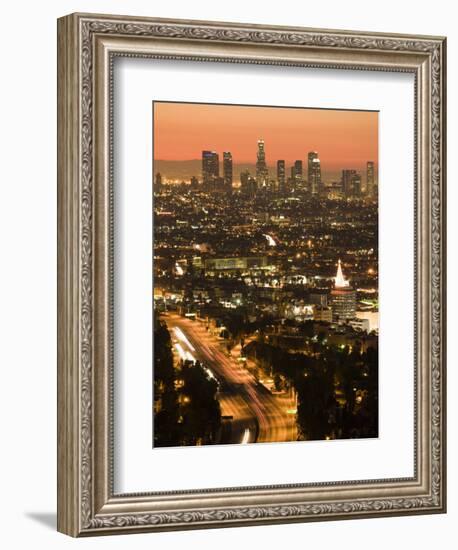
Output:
[155,139,377,200]
[153,135,379,339]
[200,150,233,193]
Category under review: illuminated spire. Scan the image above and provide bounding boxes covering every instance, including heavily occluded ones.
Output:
[334,259,350,288]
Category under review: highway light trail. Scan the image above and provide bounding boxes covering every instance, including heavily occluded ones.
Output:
[174,343,195,363]
[173,327,195,351]
[167,314,297,445]
[241,428,251,444]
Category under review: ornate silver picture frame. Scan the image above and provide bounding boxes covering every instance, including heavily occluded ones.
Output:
[57,13,446,536]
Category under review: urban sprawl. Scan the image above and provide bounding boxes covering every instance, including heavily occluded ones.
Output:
[153,139,378,448]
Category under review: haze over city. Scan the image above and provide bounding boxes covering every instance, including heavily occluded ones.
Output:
[154,101,378,181]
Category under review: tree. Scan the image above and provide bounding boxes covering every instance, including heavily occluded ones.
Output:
[296,371,336,441]
[153,317,180,447]
[179,361,222,445]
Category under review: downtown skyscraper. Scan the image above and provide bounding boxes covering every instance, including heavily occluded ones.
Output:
[342,169,362,197]
[277,160,286,192]
[294,160,303,184]
[202,150,219,186]
[256,139,269,188]
[307,151,322,195]
[367,161,375,197]
[223,151,233,192]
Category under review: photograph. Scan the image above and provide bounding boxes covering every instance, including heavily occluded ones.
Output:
[153,101,379,448]
[54,10,446,537]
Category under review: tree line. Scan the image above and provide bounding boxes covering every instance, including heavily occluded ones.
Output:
[154,316,221,447]
[243,339,378,441]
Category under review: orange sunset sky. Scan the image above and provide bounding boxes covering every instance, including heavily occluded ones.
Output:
[153,101,378,172]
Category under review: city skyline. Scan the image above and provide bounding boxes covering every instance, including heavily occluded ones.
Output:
[153,101,378,173]
[156,142,377,198]
[153,101,379,448]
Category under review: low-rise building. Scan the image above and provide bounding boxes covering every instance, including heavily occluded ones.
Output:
[348,317,370,333]
[313,305,333,322]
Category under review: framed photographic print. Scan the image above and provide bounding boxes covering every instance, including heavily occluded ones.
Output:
[152,101,380,448]
[57,13,446,536]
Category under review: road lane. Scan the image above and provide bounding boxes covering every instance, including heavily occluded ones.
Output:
[164,314,297,445]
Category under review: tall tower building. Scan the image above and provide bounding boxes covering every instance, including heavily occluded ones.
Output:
[277,160,286,192]
[342,169,356,196]
[330,260,356,321]
[240,169,250,190]
[352,173,362,196]
[202,150,219,186]
[240,170,257,196]
[342,169,361,198]
[308,151,322,195]
[256,139,269,188]
[223,151,233,193]
[367,161,375,197]
[294,160,303,188]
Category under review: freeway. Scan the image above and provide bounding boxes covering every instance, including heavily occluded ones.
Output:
[164,313,297,445]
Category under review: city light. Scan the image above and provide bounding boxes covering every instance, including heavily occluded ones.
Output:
[264,234,277,247]
[173,327,196,352]
[153,103,379,448]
